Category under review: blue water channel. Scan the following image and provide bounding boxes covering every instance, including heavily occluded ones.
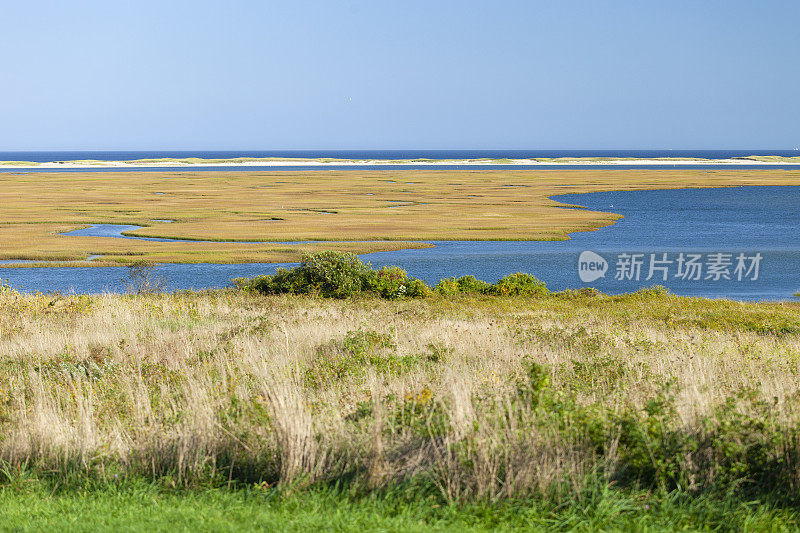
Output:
[1,186,798,300]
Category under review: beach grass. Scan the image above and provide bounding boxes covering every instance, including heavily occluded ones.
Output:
[1,287,800,528]
[0,161,42,166]
[1,169,800,265]
[737,155,800,163]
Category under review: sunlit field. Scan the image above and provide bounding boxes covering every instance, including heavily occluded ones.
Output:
[2,168,800,265]
[2,280,800,529]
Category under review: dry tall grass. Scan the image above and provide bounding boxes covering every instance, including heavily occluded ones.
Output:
[1,288,800,500]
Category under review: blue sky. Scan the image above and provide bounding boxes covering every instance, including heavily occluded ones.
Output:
[1,0,798,150]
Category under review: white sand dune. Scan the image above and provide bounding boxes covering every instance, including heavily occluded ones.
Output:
[0,157,797,169]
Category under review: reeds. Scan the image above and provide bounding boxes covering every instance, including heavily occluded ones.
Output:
[1,289,799,500]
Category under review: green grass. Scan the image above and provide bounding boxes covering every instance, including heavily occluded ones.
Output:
[1,478,799,532]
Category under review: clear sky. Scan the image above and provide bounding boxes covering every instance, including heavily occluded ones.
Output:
[1,0,798,150]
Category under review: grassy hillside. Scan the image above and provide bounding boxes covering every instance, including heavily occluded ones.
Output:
[1,284,800,529]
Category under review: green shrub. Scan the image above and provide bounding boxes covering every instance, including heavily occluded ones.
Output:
[234,252,369,298]
[434,273,548,297]
[233,267,308,295]
[431,277,459,296]
[456,275,492,294]
[363,266,430,300]
[490,272,548,296]
[267,267,304,293]
[237,252,428,300]
[304,328,430,388]
[297,251,371,298]
[234,274,284,293]
[238,253,552,301]
[433,275,492,295]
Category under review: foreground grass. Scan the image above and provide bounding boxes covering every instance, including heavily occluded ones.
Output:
[2,288,800,528]
[1,169,800,264]
[2,482,799,531]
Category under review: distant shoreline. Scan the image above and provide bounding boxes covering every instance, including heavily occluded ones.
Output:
[1,155,800,169]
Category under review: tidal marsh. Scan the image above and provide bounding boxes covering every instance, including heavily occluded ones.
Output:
[2,169,800,265]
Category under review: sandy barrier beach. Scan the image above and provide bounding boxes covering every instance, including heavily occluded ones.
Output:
[1,156,800,169]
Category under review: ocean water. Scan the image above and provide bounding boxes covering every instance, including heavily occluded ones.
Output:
[1,186,798,300]
[1,150,799,162]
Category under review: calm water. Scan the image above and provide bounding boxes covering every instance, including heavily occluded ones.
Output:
[2,150,800,162]
[366,186,800,300]
[1,186,799,300]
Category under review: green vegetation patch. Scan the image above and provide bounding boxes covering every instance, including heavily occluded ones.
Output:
[236,251,430,299]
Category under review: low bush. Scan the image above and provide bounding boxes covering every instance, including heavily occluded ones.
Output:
[490,272,548,296]
[236,251,428,300]
[363,265,430,300]
[237,252,550,300]
[433,275,492,296]
[434,273,549,296]
[297,250,371,298]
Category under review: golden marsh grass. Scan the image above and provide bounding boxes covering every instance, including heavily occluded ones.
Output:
[1,168,799,264]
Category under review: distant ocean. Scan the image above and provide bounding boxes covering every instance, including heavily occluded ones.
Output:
[1,150,799,162]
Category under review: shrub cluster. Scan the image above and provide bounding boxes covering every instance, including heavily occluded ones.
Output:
[236,251,428,299]
[433,272,547,296]
[363,265,429,299]
[236,252,549,300]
